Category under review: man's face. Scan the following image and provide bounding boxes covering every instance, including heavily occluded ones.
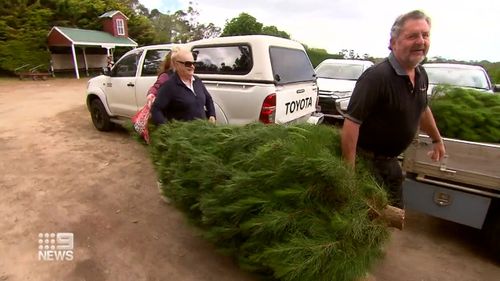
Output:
[390,18,430,69]
[175,52,195,78]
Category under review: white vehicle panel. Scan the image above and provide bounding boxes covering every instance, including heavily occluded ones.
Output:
[274,82,318,124]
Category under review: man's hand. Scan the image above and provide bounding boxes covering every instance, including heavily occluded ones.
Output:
[427,140,446,162]
[420,107,445,162]
[208,116,216,124]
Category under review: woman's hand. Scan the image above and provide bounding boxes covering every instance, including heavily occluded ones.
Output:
[146,94,155,106]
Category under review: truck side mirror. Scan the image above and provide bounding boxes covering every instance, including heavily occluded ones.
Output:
[494,84,500,93]
[101,67,111,76]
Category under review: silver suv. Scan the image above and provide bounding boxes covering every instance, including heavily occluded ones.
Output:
[423,63,500,94]
[315,59,373,121]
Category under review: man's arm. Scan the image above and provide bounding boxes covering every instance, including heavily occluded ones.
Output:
[419,106,446,161]
[341,118,361,168]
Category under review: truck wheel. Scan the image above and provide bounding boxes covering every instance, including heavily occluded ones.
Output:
[90,99,113,131]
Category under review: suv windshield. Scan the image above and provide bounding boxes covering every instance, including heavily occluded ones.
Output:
[270,47,315,84]
[425,67,490,90]
[316,64,364,80]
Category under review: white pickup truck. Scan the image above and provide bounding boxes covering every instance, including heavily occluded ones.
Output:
[86,35,323,131]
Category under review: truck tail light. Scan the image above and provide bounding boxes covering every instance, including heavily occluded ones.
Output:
[259,93,276,124]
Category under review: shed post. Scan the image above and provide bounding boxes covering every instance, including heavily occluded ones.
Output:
[82,47,89,76]
[71,44,80,79]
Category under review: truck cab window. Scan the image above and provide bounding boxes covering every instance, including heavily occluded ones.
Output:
[142,49,170,77]
[112,51,142,77]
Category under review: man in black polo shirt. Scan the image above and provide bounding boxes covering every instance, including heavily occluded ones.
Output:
[341,10,446,208]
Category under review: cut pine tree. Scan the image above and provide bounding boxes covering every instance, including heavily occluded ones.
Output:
[147,120,401,281]
[430,86,500,143]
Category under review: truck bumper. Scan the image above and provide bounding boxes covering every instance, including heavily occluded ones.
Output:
[306,112,324,125]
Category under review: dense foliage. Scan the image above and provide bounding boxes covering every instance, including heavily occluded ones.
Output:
[148,121,390,281]
[2,1,498,77]
[430,86,500,143]
[484,62,500,84]
[306,48,343,68]
[0,0,219,74]
[221,13,290,39]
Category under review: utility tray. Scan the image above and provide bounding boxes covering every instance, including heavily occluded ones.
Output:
[402,135,500,195]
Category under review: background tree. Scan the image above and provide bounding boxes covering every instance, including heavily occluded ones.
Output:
[221,13,263,36]
[0,0,53,73]
[149,9,175,43]
[0,0,219,74]
[190,22,221,40]
[221,12,289,39]
[1,2,497,76]
[485,62,500,84]
[169,7,220,43]
[306,47,343,67]
[127,13,156,45]
[261,25,290,39]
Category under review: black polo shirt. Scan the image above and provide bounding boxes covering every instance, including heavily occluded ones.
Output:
[345,53,428,157]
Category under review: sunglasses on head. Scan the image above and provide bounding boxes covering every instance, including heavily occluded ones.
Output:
[176,61,196,68]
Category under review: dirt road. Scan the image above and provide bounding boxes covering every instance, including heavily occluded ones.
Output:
[0,78,498,281]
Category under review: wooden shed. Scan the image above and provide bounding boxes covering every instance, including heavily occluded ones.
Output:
[47,11,138,79]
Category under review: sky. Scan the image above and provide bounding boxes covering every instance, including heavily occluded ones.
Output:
[139,0,500,62]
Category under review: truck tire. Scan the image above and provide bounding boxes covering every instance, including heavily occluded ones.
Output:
[90,99,113,131]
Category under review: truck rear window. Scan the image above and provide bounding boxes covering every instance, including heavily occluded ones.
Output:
[192,45,252,75]
[270,47,315,84]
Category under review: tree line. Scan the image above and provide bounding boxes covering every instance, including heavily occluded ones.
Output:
[0,0,209,73]
[0,0,498,83]
[0,0,343,75]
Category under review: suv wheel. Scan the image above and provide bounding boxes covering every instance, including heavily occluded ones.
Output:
[90,99,113,131]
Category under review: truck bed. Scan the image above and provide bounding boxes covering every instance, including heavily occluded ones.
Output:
[403,135,500,195]
[402,135,499,228]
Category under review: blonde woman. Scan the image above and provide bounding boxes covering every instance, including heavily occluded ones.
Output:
[151,47,216,125]
[132,47,179,143]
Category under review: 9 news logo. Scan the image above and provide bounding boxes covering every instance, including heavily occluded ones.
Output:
[37,232,74,261]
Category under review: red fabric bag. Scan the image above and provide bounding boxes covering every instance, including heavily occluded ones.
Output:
[132,97,154,143]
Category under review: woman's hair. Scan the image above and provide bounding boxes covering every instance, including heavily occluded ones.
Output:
[172,47,192,61]
[157,46,180,75]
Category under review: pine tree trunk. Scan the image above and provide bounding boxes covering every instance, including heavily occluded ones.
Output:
[381,205,405,230]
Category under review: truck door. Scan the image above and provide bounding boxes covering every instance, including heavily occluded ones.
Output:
[106,50,143,117]
[135,48,172,108]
